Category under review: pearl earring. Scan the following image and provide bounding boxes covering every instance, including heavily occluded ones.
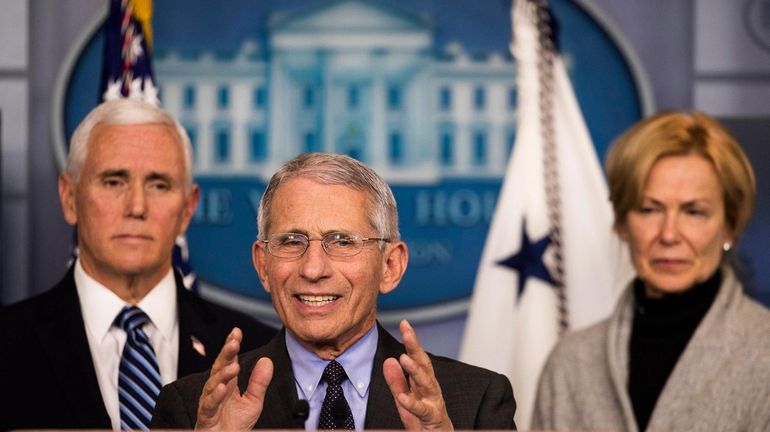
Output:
[722,242,732,252]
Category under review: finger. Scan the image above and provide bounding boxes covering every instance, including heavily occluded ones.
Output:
[383,358,421,430]
[395,390,454,431]
[243,357,274,404]
[383,357,409,396]
[399,320,432,367]
[204,331,242,397]
[398,353,439,398]
[197,381,228,425]
[397,321,439,397]
[395,392,433,420]
[211,327,243,375]
[198,360,241,417]
[203,359,240,398]
[399,320,422,353]
[197,329,243,425]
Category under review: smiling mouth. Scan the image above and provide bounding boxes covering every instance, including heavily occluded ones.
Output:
[297,295,338,306]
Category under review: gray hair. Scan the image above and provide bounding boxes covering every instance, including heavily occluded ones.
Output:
[257,152,400,242]
[67,99,194,192]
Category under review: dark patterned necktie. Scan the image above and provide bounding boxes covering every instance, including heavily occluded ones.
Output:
[114,306,162,431]
[318,360,355,430]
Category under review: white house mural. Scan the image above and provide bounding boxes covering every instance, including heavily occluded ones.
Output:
[156,0,518,183]
[57,0,647,322]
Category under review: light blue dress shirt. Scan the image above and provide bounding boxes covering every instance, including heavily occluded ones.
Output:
[286,325,378,430]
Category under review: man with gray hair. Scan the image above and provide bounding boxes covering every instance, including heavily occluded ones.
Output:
[0,99,275,431]
[151,152,516,430]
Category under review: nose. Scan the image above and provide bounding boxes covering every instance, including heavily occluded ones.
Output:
[298,240,332,282]
[659,212,680,245]
[125,183,147,219]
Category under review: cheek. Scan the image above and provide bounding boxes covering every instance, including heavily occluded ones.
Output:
[696,228,727,261]
[626,226,652,254]
[264,263,296,290]
[157,201,191,229]
[79,198,115,226]
[346,265,382,302]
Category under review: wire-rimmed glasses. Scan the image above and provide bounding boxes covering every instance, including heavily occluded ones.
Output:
[261,232,391,258]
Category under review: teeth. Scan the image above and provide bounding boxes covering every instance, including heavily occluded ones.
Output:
[299,295,337,306]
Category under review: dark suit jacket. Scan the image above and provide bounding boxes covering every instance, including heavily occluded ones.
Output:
[151,324,516,429]
[0,267,277,431]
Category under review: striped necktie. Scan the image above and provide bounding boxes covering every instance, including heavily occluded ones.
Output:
[114,306,162,431]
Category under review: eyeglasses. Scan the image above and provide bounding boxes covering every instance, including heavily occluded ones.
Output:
[261,232,391,258]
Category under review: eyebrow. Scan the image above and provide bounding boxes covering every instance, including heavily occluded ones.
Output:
[97,169,175,185]
[277,229,349,236]
[642,197,712,207]
[98,169,129,179]
[146,171,174,184]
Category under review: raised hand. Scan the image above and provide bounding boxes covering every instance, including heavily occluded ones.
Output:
[195,328,274,430]
[383,320,453,431]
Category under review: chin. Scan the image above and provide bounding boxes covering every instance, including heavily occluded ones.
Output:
[112,260,161,276]
[645,277,697,296]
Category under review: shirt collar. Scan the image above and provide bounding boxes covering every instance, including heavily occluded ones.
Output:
[286,324,378,400]
[74,258,177,341]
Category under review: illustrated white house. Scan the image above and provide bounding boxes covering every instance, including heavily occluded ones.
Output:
[156,0,518,183]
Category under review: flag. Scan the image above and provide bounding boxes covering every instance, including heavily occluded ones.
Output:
[458,0,632,428]
[88,0,198,290]
[101,0,158,104]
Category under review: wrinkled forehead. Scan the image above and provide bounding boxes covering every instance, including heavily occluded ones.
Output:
[268,178,374,230]
[85,123,186,172]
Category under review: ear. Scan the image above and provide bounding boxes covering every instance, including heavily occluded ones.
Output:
[58,173,78,226]
[252,240,272,294]
[722,226,735,251]
[178,183,201,234]
[379,241,408,295]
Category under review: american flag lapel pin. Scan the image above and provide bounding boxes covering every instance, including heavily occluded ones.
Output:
[191,335,206,357]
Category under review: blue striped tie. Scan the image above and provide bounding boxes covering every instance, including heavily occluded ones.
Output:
[115,306,162,431]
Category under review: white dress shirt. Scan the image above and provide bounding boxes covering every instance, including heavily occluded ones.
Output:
[74,259,179,431]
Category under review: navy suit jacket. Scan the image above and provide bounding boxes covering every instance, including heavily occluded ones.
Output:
[0,267,276,431]
[151,324,516,430]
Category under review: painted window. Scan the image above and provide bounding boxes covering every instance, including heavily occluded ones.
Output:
[473,86,486,110]
[473,131,487,164]
[214,126,231,163]
[348,86,359,110]
[304,86,315,108]
[183,85,195,110]
[439,86,452,111]
[387,85,401,110]
[304,131,319,153]
[253,86,266,108]
[217,86,230,110]
[389,132,403,164]
[250,129,266,162]
[440,132,453,165]
[508,87,517,110]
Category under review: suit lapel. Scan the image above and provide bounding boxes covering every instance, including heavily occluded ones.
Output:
[175,279,218,377]
[364,323,406,430]
[35,270,111,427]
[249,329,303,429]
